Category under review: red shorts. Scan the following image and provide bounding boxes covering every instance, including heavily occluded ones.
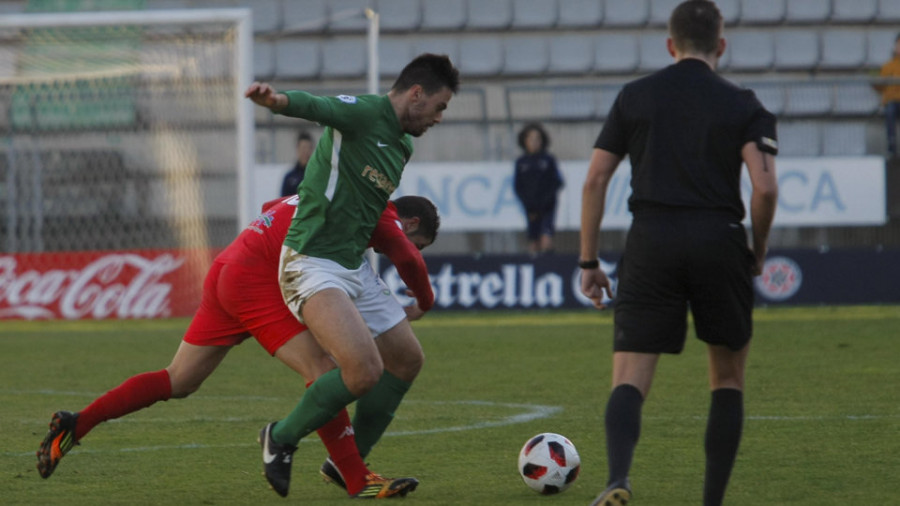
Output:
[183,260,307,356]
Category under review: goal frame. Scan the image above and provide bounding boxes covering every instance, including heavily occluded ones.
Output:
[0,8,256,231]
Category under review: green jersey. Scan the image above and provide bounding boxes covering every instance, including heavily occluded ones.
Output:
[279,91,413,269]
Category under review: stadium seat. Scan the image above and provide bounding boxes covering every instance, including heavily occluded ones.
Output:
[551,87,598,120]
[377,37,415,77]
[459,37,503,77]
[421,0,467,31]
[596,85,622,119]
[503,35,549,76]
[548,35,594,74]
[253,40,275,79]
[282,0,328,33]
[749,83,786,116]
[867,29,899,68]
[508,88,553,120]
[604,0,648,27]
[831,0,878,23]
[374,0,422,32]
[648,0,682,27]
[727,31,774,71]
[717,0,741,25]
[877,0,900,23]
[784,83,832,117]
[739,0,785,25]
[511,0,558,29]
[822,122,867,156]
[638,32,671,72]
[784,0,831,24]
[594,33,638,73]
[274,39,321,79]
[774,30,820,71]
[557,0,603,28]
[238,0,281,33]
[777,121,821,156]
[820,30,867,70]
[466,0,513,30]
[413,37,460,65]
[320,38,367,78]
[832,82,880,115]
[328,0,373,32]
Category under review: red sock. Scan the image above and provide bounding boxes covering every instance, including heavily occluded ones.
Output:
[317,408,370,495]
[75,369,172,441]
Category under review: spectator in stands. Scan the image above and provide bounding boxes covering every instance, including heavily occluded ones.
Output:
[280,130,315,196]
[874,33,900,158]
[513,122,564,254]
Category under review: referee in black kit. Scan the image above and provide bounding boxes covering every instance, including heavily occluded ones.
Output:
[579,1,779,505]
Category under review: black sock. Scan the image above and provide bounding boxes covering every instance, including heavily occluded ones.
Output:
[605,384,644,486]
[704,388,744,506]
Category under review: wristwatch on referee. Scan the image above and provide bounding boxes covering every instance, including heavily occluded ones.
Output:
[578,259,599,269]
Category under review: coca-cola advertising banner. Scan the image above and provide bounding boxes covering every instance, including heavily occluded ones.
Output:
[0,250,217,320]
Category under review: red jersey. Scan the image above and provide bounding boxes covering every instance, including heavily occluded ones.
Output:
[216,196,433,311]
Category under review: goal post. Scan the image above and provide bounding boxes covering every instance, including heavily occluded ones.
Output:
[0,8,255,254]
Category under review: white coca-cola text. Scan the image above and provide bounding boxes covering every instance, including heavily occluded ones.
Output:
[0,254,185,319]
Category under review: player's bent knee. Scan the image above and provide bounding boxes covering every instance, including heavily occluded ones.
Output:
[342,362,384,396]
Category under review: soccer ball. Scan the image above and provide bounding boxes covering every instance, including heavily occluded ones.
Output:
[517,433,581,494]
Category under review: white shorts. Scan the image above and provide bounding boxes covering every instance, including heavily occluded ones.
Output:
[278,246,406,338]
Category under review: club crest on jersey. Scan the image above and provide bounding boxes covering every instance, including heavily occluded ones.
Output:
[248,208,277,235]
[336,94,357,104]
[361,165,397,194]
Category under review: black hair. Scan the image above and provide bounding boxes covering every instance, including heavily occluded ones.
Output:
[669,0,723,56]
[296,130,313,144]
[391,53,460,95]
[517,122,550,152]
[392,195,440,244]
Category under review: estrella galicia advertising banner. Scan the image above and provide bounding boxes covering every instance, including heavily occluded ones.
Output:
[380,249,900,311]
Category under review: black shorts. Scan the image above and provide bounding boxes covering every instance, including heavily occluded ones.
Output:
[613,210,756,354]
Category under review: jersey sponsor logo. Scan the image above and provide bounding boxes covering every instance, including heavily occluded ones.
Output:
[336,94,357,104]
[755,256,802,301]
[361,165,397,194]
[248,208,277,235]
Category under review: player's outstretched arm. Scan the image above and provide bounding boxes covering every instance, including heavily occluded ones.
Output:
[244,81,288,111]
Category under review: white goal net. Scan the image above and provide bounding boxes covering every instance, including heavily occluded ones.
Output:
[0,8,254,254]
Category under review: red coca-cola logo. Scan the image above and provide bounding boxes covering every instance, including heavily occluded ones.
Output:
[0,252,188,320]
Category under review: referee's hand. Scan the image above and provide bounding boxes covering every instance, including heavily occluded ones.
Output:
[580,268,614,310]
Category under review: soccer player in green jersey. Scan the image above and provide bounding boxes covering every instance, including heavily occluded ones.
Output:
[245,53,459,497]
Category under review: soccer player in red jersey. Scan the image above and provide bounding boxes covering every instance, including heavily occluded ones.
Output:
[37,195,439,499]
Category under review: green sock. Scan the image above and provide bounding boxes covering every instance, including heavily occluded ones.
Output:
[272,368,357,446]
[352,371,411,459]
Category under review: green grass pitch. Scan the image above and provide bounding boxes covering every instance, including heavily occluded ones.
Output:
[2,305,899,505]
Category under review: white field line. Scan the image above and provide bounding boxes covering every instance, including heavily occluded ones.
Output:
[4,399,561,458]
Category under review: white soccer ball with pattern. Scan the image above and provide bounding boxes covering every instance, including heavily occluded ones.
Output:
[517,432,581,494]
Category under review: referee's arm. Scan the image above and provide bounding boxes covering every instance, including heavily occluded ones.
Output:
[742,142,778,276]
[579,148,622,308]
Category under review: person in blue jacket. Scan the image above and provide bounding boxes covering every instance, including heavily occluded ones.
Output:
[514,122,564,254]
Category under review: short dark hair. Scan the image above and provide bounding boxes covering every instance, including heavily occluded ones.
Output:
[517,122,550,152]
[392,195,440,244]
[391,53,460,95]
[296,130,313,144]
[669,0,723,56]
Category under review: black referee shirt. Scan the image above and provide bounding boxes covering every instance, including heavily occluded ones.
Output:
[595,58,778,221]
